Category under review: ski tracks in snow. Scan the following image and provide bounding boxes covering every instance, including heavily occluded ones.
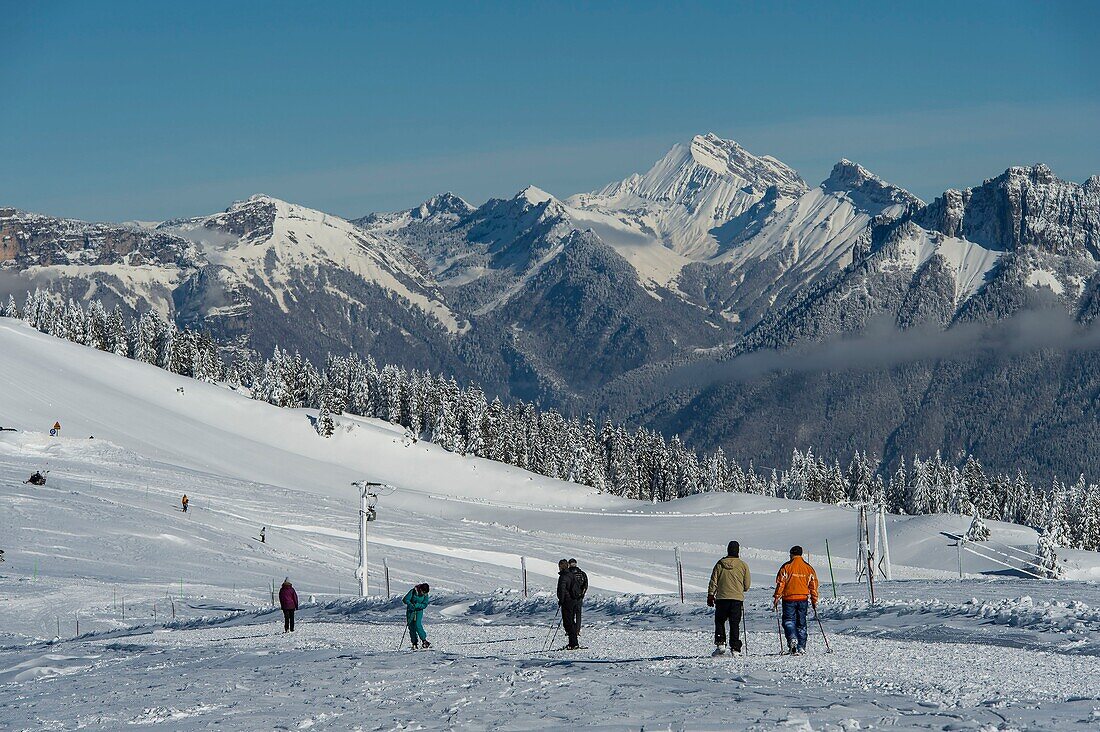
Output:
[2,617,1099,730]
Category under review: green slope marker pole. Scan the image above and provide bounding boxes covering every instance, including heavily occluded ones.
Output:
[825,539,837,599]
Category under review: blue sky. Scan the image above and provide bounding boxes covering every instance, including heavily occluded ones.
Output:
[3,1,1099,221]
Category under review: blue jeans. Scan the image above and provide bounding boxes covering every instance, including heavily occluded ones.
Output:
[782,600,808,650]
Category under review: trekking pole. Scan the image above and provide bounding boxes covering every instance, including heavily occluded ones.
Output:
[541,618,557,651]
[547,619,562,652]
[397,625,408,651]
[814,607,827,651]
[825,539,838,600]
[742,604,749,656]
[775,606,785,655]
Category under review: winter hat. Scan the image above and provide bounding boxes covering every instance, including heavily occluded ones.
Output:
[568,558,578,566]
[790,545,803,556]
[727,541,739,557]
[417,583,430,593]
[282,577,291,585]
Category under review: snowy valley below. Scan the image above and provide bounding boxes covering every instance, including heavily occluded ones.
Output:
[2,321,1099,730]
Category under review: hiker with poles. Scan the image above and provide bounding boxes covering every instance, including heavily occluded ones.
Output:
[708,540,750,656]
[773,545,819,655]
[402,583,432,649]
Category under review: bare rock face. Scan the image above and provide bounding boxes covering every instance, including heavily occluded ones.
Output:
[916,165,1100,258]
[0,208,192,268]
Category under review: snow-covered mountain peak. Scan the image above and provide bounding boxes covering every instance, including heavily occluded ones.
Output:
[242,192,283,205]
[218,193,296,219]
[822,159,924,213]
[515,185,558,207]
[414,192,474,219]
[1003,163,1057,185]
[489,186,568,225]
[158,195,462,330]
[354,192,475,231]
[687,133,806,195]
[687,133,750,175]
[563,135,809,260]
[617,134,806,205]
[823,159,879,190]
[578,134,806,209]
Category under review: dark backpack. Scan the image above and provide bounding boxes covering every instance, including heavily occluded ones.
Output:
[566,567,588,600]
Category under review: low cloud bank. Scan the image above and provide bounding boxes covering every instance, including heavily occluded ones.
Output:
[666,309,1100,393]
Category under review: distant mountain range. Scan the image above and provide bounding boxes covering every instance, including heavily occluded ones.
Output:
[4,134,1100,480]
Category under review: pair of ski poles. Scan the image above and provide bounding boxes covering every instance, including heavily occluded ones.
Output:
[774,603,831,654]
[542,617,562,651]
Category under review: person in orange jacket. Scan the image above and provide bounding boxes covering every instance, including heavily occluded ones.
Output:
[773,545,818,655]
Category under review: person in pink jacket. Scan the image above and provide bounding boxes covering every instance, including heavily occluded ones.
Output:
[279,578,299,633]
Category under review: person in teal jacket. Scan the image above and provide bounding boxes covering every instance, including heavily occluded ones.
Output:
[402,583,431,649]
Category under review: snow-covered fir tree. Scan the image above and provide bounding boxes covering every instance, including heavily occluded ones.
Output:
[315,381,336,437]
[965,514,991,542]
[2,294,18,319]
[1035,529,1064,579]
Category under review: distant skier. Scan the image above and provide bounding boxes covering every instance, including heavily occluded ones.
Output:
[0,549,5,562]
[708,540,751,656]
[259,527,266,543]
[279,578,299,632]
[556,558,587,650]
[181,494,189,513]
[402,583,431,649]
[25,471,46,486]
[773,545,819,655]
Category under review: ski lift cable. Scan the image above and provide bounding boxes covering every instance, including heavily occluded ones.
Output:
[950,532,1040,563]
[960,544,1046,580]
[959,537,1043,571]
[980,537,1042,559]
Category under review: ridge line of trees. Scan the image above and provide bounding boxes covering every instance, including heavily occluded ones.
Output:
[6,289,1097,554]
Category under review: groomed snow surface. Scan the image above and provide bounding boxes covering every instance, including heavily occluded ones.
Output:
[1,320,1099,730]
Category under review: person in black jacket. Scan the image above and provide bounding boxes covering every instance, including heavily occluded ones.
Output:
[556,559,571,644]
[568,558,588,647]
[556,557,588,649]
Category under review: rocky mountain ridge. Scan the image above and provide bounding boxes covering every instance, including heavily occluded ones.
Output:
[4,134,1098,428]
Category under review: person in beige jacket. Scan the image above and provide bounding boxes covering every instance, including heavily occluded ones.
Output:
[707,540,751,655]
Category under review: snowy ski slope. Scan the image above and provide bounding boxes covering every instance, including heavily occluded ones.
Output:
[1,318,1098,730]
